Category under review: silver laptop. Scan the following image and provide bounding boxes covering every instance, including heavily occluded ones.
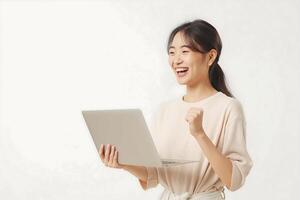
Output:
[82,109,200,167]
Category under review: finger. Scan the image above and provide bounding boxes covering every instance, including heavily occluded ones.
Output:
[186,109,199,116]
[185,112,194,119]
[186,113,196,120]
[99,144,105,161]
[191,111,202,120]
[199,111,203,118]
[186,116,193,123]
[189,109,202,115]
[104,144,111,164]
[190,113,197,118]
[185,116,190,122]
[109,146,115,166]
[185,114,190,122]
[113,150,120,168]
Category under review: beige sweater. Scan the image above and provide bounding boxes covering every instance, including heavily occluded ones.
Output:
[139,92,253,194]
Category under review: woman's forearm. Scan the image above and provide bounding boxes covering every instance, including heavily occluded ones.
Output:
[122,165,148,182]
[195,133,232,188]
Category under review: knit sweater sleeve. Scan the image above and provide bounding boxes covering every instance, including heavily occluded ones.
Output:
[222,99,253,191]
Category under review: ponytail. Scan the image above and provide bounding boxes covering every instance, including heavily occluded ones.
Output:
[209,62,233,97]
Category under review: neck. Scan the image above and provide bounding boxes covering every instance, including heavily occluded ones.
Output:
[183,79,218,102]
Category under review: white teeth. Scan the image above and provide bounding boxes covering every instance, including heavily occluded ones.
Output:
[176,67,189,72]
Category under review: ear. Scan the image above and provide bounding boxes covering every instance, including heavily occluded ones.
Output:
[207,49,218,67]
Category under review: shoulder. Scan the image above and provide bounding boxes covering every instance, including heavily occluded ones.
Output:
[227,98,244,115]
[211,92,244,118]
[221,94,245,120]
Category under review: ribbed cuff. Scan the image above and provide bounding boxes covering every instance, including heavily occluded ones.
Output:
[138,167,158,190]
[229,162,244,191]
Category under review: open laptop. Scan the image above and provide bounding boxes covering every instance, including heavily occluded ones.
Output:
[82,109,200,167]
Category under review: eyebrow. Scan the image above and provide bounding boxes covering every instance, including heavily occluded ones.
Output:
[168,45,192,50]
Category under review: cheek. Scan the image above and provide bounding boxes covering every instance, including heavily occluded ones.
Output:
[190,56,205,70]
[184,58,195,69]
[190,60,206,75]
[183,54,194,65]
[168,57,173,67]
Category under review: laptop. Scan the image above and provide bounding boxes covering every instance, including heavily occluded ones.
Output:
[82,109,200,167]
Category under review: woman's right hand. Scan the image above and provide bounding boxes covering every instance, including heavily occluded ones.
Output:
[99,144,125,169]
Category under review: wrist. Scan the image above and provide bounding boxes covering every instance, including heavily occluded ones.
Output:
[122,164,130,171]
[195,131,206,140]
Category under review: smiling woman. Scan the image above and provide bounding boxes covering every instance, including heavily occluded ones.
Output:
[138,19,253,199]
[99,19,253,200]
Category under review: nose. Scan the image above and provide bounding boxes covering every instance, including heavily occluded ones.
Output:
[173,53,183,66]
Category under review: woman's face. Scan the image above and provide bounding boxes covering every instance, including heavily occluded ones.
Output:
[168,32,211,86]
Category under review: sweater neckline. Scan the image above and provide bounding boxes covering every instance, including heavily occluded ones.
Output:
[180,91,222,106]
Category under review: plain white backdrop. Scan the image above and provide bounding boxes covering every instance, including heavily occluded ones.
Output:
[0,0,299,199]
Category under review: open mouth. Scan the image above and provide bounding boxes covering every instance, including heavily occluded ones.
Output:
[176,67,189,77]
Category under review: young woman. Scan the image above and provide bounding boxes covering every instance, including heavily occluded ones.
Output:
[99,19,253,200]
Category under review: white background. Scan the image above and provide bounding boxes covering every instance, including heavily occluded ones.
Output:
[0,0,299,199]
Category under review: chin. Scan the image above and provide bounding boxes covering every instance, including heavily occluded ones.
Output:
[176,78,189,85]
[177,83,187,86]
[174,73,192,85]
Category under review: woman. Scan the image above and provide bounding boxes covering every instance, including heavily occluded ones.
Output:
[99,19,253,200]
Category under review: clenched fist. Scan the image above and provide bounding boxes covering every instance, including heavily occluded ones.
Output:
[185,107,206,138]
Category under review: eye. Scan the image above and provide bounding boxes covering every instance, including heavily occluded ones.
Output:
[168,51,175,55]
[182,50,189,53]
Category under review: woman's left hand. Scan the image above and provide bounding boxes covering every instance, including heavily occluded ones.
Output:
[185,107,206,138]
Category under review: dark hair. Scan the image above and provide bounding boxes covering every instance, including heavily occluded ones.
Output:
[167,19,234,98]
